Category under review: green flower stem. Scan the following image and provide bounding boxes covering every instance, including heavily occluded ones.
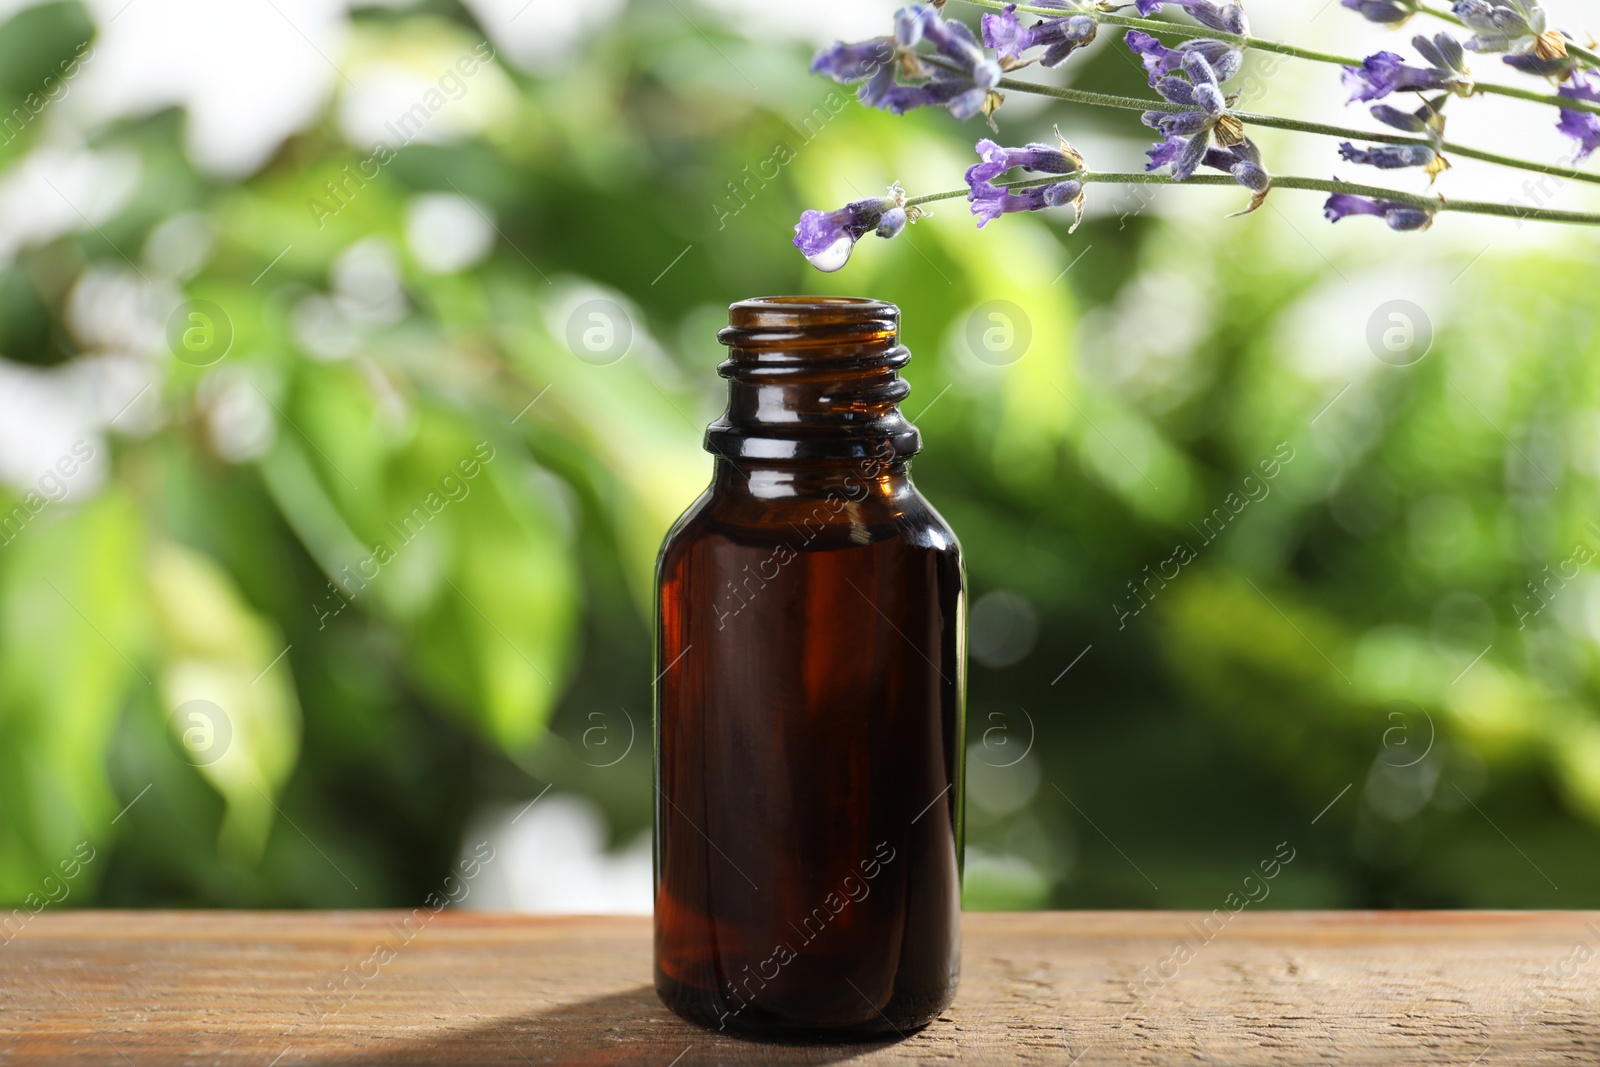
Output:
[1426,141,1600,185]
[994,77,1600,187]
[1473,79,1596,112]
[1569,42,1600,69]
[904,170,1600,224]
[993,76,1161,113]
[956,0,1600,118]
[1415,2,1464,27]
[1236,110,1600,187]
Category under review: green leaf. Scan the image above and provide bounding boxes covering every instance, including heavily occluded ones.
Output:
[0,490,145,903]
[147,541,302,862]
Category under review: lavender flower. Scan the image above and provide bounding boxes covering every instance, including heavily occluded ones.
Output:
[1350,96,1449,177]
[1502,52,1572,76]
[1413,32,1468,74]
[1148,137,1269,211]
[881,4,1003,121]
[793,184,911,272]
[879,79,995,119]
[967,138,1080,183]
[1204,143,1267,187]
[1452,0,1560,57]
[1472,0,1573,75]
[1343,51,1428,100]
[1205,140,1272,213]
[1342,36,1469,102]
[898,3,987,66]
[968,180,1085,227]
[810,37,898,107]
[965,135,1087,228]
[1124,30,1242,87]
[1337,142,1441,169]
[809,7,1003,122]
[1324,191,1435,230]
[1146,137,1187,169]
[1142,52,1247,181]
[1133,1,1249,35]
[1341,0,1418,23]
[1369,97,1444,133]
[1557,72,1600,161]
[982,3,1098,68]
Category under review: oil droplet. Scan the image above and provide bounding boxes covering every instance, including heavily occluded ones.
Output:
[804,236,854,273]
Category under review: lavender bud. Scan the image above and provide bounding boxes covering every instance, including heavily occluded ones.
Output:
[876,207,909,239]
[1370,105,1429,132]
[1341,0,1417,23]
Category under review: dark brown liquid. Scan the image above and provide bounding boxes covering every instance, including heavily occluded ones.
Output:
[653,298,965,1039]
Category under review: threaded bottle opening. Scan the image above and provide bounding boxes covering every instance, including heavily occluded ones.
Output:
[707,296,919,464]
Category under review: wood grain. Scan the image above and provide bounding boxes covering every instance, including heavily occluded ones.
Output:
[1,911,1597,1065]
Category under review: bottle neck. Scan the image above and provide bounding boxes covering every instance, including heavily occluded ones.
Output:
[705,297,921,465]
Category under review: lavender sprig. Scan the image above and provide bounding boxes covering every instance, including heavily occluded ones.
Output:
[987,72,1600,188]
[790,164,1600,271]
[1351,0,1600,77]
[895,169,1600,224]
[793,0,1600,272]
[1339,1,1600,157]
[954,0,1600,117]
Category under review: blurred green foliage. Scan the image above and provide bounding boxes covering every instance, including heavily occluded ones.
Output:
[1,0,1598,913]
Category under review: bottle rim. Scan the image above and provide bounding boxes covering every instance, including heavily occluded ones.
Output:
[725,296,897,333]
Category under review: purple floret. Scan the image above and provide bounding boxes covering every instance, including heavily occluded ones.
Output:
[1558,73,1600,162]
[1324,192,1434,230]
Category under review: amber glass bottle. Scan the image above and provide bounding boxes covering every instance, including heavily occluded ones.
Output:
[653,296,965,1039]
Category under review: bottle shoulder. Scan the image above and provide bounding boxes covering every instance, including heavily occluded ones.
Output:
[656,485,717,574]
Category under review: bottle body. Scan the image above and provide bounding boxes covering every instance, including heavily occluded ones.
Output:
[653,298,965,1038]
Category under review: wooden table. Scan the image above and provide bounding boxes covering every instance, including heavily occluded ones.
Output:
[2,911,1597,1065]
